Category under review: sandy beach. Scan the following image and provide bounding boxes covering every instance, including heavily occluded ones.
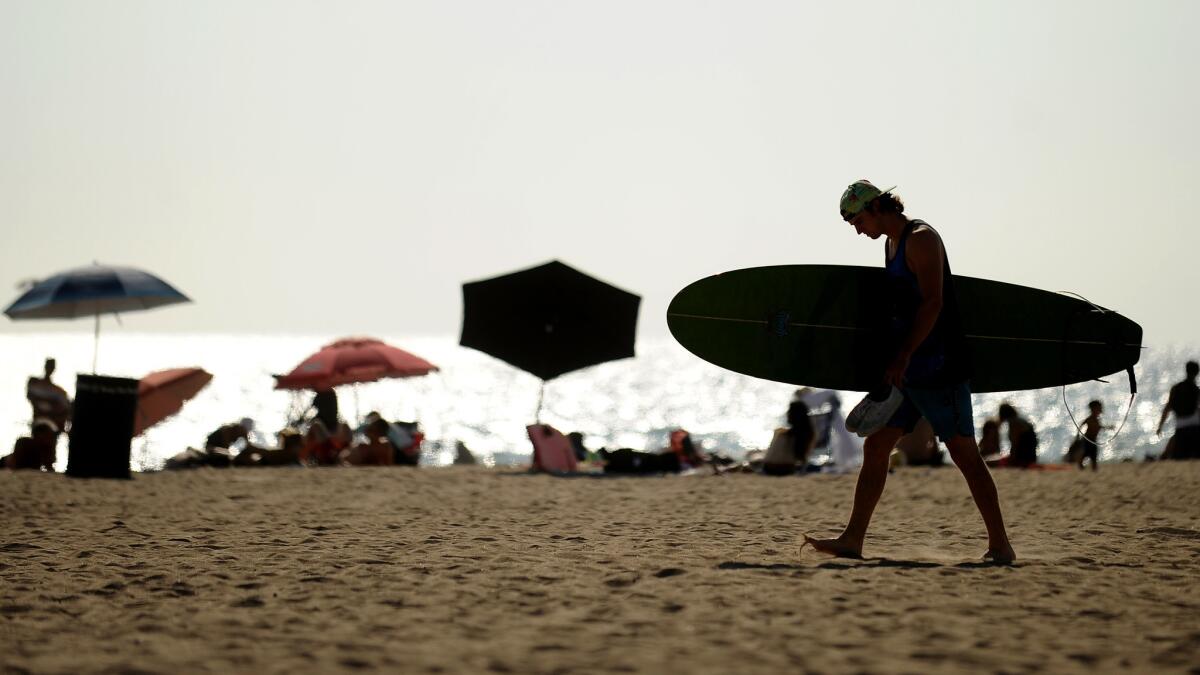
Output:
[2,462,1199,674]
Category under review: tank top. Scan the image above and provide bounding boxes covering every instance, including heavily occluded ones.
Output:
[884,220,969,387]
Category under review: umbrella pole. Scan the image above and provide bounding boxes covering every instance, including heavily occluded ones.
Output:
[92,313,100,374]
[535,381,545,423]
[354,384,361,425]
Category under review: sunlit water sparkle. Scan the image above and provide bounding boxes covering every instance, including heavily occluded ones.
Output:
[0,333,1192,471]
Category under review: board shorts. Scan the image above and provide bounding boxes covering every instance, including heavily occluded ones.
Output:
[1173,426,1200,460]
[886,381,974,442]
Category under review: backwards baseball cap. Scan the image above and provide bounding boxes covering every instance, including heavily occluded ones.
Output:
[839,179,896,220]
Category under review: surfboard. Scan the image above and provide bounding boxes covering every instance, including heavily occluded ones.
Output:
[666,265,1142,393]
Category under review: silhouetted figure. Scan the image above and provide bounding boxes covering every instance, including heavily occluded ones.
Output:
[311,389,339,431]
[27,358,71,432]
[762,401,816,475]
[234,429,304,467]
[453,441,477,465]
[598,430,701,475]
[996,403,1038,468]
[567,432,589,462]
[979,419,1001,458]
[341,417,394,466]
[1158,361,1200,460]
[6,419,58,471]
[1067,400,1109,470]
[806,181,1014,564]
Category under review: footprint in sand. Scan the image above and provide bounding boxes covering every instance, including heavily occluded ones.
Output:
[1137,527,1200,539]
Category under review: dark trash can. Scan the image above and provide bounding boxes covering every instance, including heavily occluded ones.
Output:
[66,374,138,479]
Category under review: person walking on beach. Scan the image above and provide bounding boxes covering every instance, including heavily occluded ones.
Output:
[1067,400,1108,470]
[1157,361,1200,460]
[309,389,340,431]
[803,180,1015,563]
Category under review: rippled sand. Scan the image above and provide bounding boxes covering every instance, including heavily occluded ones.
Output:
[2,462,1199,673]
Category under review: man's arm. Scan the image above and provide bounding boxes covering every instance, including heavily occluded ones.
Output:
[884,228,945,387]
[1157,404,1172,435]
[1158,386,1176,434]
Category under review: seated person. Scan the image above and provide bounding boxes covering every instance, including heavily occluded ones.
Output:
[204,418,261,468]
[598,429,701,475]
[452,440,477,465]
[390,420,423,466]
[894,418,943,466]
[762,402,816,476]
[6,419,59,471]
[598,446,673,474]
[990,403,1039,468]
[979,419,1001,458]
[340,418,395,466]
[302,419,340,466]
[669,429,707,470]
[567,432,590,462]
[206,418,253,452]
[233,429,304,467]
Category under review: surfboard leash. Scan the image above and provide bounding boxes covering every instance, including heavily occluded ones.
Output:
[1061,371,1136,450]
[1056,289,1139,449]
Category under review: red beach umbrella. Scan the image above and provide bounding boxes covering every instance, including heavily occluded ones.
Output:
[135,367,213,436]
[274,337,438,391]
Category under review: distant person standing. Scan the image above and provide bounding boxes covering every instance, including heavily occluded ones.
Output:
[997,403,1039,468]
[26,358,71,435]
[311,389,340,430]
[1067,400,1109,470]
[1157,361,1200,460]
[804,180,1014,564]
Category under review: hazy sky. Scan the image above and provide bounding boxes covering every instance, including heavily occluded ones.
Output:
[2,1,1197,345]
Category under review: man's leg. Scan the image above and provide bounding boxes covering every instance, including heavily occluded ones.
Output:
[944,435,1016,563]
[804,427,904,558]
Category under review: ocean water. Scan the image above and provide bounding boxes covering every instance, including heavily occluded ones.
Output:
[0,332,1193,472]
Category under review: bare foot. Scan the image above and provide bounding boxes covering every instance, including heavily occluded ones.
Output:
[983,545,1016,565]
[800,534,864,560]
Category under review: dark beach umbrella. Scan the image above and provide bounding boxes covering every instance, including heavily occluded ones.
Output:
[4,264,190,372]
[461,260,640,417]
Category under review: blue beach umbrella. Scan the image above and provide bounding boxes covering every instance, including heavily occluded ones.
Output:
[4,264,190,372]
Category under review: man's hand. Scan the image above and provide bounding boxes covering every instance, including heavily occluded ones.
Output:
[884,352,910,388]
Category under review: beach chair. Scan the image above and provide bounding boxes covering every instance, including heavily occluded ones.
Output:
[526,424,578,474]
